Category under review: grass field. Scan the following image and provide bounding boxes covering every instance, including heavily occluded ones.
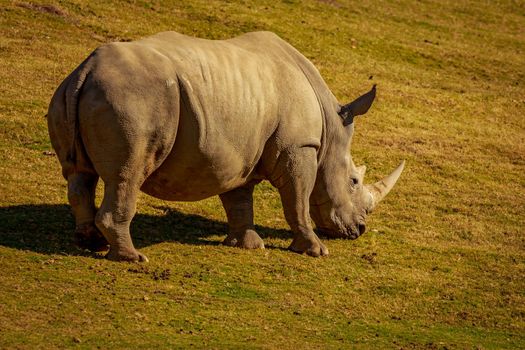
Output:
[0,0,524,348]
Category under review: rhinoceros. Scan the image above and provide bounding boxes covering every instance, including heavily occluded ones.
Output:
[47,31,404,262]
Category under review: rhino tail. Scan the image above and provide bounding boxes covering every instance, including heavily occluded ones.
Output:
[47,54,96,179]
[64,58,93,165]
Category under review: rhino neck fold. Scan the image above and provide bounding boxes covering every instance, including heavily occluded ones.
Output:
[312,116,353,211]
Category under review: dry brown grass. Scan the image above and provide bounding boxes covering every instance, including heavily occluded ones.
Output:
[0,0,524,348]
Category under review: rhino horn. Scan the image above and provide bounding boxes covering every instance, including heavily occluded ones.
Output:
[339,84,377,126]
[365,160,405,211]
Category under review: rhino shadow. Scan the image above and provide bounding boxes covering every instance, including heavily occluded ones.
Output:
[0,204,291,256]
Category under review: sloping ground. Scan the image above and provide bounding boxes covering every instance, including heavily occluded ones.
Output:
[0,0,523,348]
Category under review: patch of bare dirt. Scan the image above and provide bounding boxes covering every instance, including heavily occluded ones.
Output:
[17,2,68,18]
[317,0,342,8]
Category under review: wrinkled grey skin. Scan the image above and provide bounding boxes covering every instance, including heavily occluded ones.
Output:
[47,31,404,261]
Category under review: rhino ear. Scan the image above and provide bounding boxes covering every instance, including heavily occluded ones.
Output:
[339,84,377,126]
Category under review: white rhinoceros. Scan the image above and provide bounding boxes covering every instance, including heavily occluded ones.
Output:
[47,31,404,261]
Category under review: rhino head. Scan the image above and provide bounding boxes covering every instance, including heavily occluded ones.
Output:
[310,85,405,239]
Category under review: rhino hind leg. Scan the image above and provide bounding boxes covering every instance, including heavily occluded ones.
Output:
[273,147,329,257]
[67,172,109,252]
[94,180,148,262]
[88,140,149,261]
[219,181,264,249]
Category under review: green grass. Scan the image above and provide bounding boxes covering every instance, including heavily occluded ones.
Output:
[0,0,524,348]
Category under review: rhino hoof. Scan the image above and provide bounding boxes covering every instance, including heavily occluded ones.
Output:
[222,234,238,247]
[75,223,109,252]
[223,230,265,249]
[289,237,329,257]
[105,249,148,262]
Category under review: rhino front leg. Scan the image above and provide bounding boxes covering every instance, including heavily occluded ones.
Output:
[95,181,148,262]
[67,172,109,252]
[219,181,264,249]
[273,147,328,257]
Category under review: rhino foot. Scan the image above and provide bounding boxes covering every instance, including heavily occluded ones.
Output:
[289,235,329,257]
[75,223,109,252]
[105,248,148,262]
[223,229,265,249]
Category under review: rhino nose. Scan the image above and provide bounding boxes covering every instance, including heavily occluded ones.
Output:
[358,223,366,235]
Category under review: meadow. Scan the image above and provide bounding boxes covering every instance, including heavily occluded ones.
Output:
[0,0,524,348]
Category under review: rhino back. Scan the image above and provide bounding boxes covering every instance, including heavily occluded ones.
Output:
[79,32,329,200]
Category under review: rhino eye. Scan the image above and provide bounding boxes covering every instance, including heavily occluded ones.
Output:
[351,177,359,185]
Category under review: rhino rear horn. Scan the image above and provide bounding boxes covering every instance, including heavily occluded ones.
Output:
[365,160,405,212]
[339,84,376,126]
